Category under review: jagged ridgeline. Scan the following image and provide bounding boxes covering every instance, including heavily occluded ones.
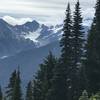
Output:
[0,0,100,100]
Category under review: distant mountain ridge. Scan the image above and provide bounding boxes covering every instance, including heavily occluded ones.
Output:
[0,19,36,57]
[0,19,90,49]
[0,19,64,58]
[0,18,90,87]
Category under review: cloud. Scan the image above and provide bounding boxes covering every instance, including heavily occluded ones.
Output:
[0,0,96,25]
[3,16,32,25]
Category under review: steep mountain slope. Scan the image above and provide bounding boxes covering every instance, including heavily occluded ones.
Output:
[0,41,60,87]
[0,19,35,57]
[0,19,90,87]
[13,21,64,46]
[0,19,89,53]
[12,21,89,46]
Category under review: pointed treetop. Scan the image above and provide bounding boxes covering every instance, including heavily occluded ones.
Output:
[66,2,71,12]
[77,0,79,3]
[75,0,80,9]
[48,50,53,56]
[17,66,21,75]
[67,2,70,8]
[76,0,80,6]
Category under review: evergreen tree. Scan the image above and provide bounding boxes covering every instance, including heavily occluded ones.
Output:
[85,0,100,94]
[70,1,85,100]
[0,86,3,100]
[33,52,57,100]
[26,81,33,100]
[6,68,22,100]
[46,3,72,100]
[5,70,17,100]
[33,78,41,100]
[60,3,72,63]
[13,68,22,100]
[73,0,84,67]
[45,61,68,100]
[46,1,85,100]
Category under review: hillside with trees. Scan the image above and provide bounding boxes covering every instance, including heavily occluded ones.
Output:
[0,0,100,100]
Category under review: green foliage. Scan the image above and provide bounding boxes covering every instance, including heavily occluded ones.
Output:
[5,68,22,100]
[45,62,68,100]
[60,3,73,65]
[12,68,22,100]
[73,0,85,63]
[0,86,3,100]
[33,52,57,100]
[46,1,85,100]
[79,90,89,100]
[85,0,100,94]
[1,0,100,100]
[70,1,85,99]
[26,81,33,100]
[5,70,17,100]
[79,91,100,100]
[90,92,100,100]
[46,3,73,100]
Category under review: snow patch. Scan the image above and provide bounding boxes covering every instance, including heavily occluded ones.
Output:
[23,27,42,42]
[0,56,8,59]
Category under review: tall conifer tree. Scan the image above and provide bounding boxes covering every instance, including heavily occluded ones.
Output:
[70,1,85,99]
[73,0,84,67]
[13,68,22,100]
[5,70,17,100]
[85,0,100,94]
[33,52,57,100]
[26,81,33,100]
[46,3,72,100]
[6,68,22,100]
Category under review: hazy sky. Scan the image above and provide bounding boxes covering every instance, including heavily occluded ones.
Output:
[0,0,96,25]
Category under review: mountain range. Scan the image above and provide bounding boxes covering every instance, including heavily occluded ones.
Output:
[0,19,90,87]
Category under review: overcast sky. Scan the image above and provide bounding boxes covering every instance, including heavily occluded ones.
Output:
[0,0,96,25]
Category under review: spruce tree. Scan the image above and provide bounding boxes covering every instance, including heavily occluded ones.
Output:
[13,68,22,100]
[85,0,100,94]
[6,68,22,100]
[33,78,41,100]
[26,81,33,100]
[70,1,85,100]
[45,61,68,100]
[33,52,57,100]
[73,0,84,67]
[0,86,3,100]
[5,70,17,100]
[60,3,73,65]
[46,3,72,100]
